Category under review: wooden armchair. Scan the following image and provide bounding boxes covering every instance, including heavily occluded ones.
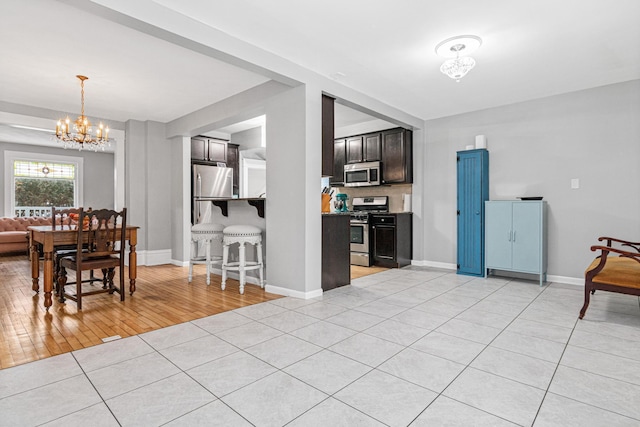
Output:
[58,208,127,310]
[580,237,640,319]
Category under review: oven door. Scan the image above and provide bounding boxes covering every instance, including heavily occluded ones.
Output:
[350,220,369,253]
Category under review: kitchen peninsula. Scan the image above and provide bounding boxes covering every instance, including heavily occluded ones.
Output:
[322,212,351,291]
[200,197,265,218]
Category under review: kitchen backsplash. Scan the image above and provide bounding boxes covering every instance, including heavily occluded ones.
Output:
[332,184,412,213]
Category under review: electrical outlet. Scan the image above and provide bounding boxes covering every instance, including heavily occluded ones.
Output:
[571,178,580,189]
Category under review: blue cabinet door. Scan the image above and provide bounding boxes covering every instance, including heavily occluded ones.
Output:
[485,201,513,270]
[457,149,489,276]
[485,200,547,285]
[512,202,542,273]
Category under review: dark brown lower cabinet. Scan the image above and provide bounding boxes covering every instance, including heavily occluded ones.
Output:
[322,214,351,291]
[371,213,412,268]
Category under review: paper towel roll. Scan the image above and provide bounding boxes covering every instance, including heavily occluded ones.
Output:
[475,135,487,149]
[403,194,412,212]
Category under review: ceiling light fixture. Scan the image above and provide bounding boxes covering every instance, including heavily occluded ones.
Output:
[435,35,482,82]
[55,75,112,151]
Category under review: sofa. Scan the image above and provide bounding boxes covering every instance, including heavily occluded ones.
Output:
[0,217,51,255]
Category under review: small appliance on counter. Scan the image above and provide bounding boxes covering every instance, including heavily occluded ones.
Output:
[334,193,349,212]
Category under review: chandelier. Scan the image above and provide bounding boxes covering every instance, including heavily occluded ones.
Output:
[55,75,112,151]
[435,35,482,82]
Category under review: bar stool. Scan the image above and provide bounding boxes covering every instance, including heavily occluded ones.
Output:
[189,223,225,285]
[221,225,264,294]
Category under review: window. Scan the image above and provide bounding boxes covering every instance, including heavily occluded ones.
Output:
[4,151,83,217]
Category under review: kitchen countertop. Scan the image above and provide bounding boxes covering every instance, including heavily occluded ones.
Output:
[322,211,413,215]
[322,211,352,216]
[194,197,265,201]
[198,197,265,218]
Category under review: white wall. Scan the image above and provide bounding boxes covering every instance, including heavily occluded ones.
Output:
[231,127,262,150]
[265,84,323,297]
[170,136,191,264]
[421,80,640,281]
[145,121,173,252]
[125,120,173,265]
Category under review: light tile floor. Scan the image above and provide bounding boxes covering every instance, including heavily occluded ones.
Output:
[2,267,640,426]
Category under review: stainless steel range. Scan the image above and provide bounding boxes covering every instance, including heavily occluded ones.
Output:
[350,196,389,266]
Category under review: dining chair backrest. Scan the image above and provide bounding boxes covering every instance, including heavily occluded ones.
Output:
[78,208,127,260]
[51,206,83,230]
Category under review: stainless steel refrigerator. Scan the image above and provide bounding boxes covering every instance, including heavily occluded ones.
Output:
[192,164,233,224]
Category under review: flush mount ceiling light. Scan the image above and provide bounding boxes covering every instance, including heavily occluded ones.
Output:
[55,75,112,151]
[435,35,482,82]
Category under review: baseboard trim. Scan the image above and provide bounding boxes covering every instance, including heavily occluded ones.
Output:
[264,284,323,299]
[411,259,582,286]
[145,250,173,266]
[547,274,583,286]
[411,259,456,270]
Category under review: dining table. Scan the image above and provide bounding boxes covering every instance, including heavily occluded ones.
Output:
[28,224,140,311]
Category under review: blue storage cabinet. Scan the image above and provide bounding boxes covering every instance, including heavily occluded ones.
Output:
[456,149,489,276]
[485,200,547,286]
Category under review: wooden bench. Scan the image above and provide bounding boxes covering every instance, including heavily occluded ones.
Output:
[580,237,640,319]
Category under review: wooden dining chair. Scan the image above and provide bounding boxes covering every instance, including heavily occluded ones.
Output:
[58,207,127,310]
[51,206,101,296]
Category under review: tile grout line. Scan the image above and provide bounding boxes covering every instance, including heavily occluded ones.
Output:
[407,277,561,425]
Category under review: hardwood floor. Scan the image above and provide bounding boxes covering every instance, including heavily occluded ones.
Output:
[0,254,282,370]
[351,264,388,279]
[0,255,389,370]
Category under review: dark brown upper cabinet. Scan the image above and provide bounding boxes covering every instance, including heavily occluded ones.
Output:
[208,139,227,163]
[330,138,346,186]
[381,128,413,184]
[191,137,208,161]
[331,127,412,186]
[191,136,228,164]
[363,132,381,162]
[321,94,335,177]
[346,136,364,164]
[345,132,382,164]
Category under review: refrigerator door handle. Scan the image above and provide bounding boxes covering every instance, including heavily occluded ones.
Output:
[195,172,202,223]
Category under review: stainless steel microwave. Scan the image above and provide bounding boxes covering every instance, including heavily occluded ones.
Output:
[344,161,381,187]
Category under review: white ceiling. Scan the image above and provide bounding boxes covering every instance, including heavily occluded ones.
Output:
[0,0,638,146]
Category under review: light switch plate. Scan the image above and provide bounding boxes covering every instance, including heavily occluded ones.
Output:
[571,178,580,189]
